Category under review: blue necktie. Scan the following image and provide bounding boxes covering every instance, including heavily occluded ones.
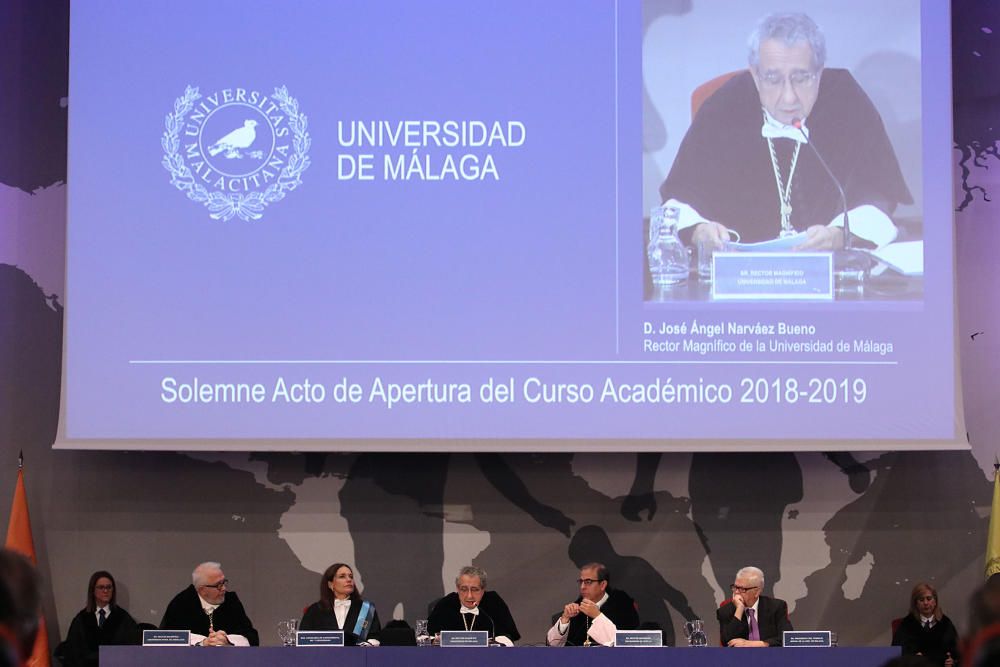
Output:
[98,609,106,628]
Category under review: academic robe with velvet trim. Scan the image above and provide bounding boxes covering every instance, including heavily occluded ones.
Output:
[60,606,140,667]
[660,69,912,245]
[299,600,382,645]
[562,589,639,646]
[427,591,521,642]
[159,585,259,646]
[717,595,792,647]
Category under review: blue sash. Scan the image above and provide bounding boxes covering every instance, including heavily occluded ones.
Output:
[352,601,374,642]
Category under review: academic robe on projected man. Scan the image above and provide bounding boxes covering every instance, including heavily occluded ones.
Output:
[159,585,259,646]
[659,69,911,249]
[717,595,792,647]
[428,591,521,645]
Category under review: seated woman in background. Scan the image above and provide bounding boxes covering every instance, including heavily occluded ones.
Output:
[59,571,140,667]
[300,563,381,645]
[891,582,959,666]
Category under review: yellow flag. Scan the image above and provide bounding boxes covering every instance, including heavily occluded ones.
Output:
[987,466,1000,579]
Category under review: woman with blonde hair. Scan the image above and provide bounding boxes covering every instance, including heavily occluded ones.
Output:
[891,582,959,666]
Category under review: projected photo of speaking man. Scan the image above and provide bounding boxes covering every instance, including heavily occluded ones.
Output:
[644,5,921,300]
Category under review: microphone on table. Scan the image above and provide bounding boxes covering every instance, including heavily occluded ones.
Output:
[792,118,873,278]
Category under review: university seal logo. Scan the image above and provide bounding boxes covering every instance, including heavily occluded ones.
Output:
[161,85,311,221]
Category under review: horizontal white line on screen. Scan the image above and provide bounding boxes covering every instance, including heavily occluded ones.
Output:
[129,359,898,366]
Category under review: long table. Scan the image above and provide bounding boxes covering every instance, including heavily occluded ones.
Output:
[103,645,901,666]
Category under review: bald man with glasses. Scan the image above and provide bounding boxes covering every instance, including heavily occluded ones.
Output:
[159,562,259,646]
[717,566,791,647]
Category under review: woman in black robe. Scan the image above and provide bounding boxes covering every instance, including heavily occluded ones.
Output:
[59,571,140,667]
[891,582,960,666]
[300,563,381,645]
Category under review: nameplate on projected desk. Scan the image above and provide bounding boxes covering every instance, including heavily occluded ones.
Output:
[296,630,344,647]
[440,630,489,647]
[615,630,663,647]
[142,629,190,646]
[783,630,832,647]
[713,252,833,300]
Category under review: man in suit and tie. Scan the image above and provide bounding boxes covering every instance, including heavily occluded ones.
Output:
[717,566,792,647]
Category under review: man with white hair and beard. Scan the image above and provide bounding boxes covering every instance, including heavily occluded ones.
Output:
[160,562,258,646]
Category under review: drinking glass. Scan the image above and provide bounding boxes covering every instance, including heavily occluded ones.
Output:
[697,238,731,282]
[277,619,298,647]
[683,619,707,647]
[415,619,431,647]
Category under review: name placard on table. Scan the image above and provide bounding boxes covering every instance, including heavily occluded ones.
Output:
[142,629,190,646]
[783,630,833,647]
[440,630,490,647]
[296,630,344,647]
[615,630,663,647]
[713,252,833,300]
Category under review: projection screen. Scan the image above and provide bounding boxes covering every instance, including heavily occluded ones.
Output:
[57,0,964,451]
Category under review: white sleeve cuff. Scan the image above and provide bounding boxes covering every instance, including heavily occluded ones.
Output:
[828,204,898,248]
[662,198,710,232]
[588,614,617,647]
[546,622,568,646]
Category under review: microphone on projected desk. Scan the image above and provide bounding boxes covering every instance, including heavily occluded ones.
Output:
[793,118,873,281]
[482,610,499,645]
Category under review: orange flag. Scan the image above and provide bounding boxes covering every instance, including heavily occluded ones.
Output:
[6,460,51,667]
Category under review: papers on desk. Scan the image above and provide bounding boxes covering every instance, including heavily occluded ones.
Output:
[726,235,924,277]
[730,232,807,252]
[868,241,923,276]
